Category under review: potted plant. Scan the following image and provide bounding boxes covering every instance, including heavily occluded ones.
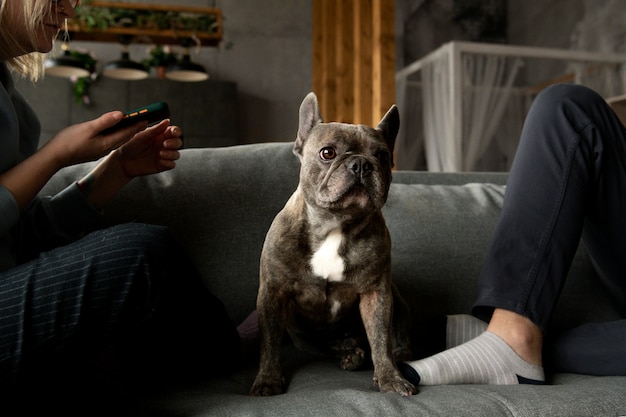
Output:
[142,45,178,79]
[68,49,98,105]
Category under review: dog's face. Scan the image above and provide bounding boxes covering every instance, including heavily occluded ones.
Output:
[293,93,399,214]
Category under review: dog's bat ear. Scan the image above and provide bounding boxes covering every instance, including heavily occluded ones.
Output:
[294,92,323,160]
[376,104,399,164]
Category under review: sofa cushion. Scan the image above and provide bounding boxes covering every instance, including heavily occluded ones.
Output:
[383,182,619,333]
[123,345,626,417]
[385,183,504,322]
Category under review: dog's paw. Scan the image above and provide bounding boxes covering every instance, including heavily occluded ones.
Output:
[331,336,361,352]
[340,347,366,371]
[250,375,286,396]
[374,373,418,396]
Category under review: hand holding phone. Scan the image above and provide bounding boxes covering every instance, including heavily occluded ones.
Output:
[102,101,171,134]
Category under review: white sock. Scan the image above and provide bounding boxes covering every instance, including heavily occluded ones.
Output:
[399,331,545,385]
[446,314,488,349]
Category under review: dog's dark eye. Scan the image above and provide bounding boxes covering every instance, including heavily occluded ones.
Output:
[320,147,337,161]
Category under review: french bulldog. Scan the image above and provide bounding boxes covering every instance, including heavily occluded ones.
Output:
[250,92,416,397]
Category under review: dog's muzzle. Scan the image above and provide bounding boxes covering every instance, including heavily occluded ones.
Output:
[347,157,373,181]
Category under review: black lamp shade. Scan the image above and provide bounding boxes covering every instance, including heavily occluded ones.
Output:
[45,50,91,78]
[166,54,208,82]
[103,51,149,80]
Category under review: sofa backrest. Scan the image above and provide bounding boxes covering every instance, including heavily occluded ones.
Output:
[41,142,622,334]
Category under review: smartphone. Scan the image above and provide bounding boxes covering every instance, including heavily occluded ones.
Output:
[103,101,171,134]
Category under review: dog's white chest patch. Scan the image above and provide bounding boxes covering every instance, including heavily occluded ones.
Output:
[310,229,345,282]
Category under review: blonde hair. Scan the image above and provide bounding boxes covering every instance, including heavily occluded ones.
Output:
[0,0,54,81]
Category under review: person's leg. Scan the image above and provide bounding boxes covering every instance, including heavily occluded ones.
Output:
[545,319,626,375]
[0,223,176,411]
[0,223,239,411]
[476,83,626,331]
[0,224,167,384]
[481,83,626,375]
[400,84,626,385]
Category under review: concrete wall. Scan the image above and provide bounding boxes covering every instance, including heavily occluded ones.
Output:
[215,0,312,142]
[17,76,238,149]
[16,1,625,151]
[17,0,313,145]
[507,0,584,86]
[508,0,625,88]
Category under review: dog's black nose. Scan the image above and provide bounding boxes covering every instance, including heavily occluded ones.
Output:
[347,158,373,178]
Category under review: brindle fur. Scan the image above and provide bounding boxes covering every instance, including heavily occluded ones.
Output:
[250,93,416,397]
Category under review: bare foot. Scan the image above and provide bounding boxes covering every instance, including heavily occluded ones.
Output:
[487,308,543,367]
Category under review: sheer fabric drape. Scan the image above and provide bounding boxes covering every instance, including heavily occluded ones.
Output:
[421,54,523,172]
[421,52,455,171]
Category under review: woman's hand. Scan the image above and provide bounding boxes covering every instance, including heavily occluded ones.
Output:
[115,119,183,180]
[76,118,184,210]
[45,111,149,169]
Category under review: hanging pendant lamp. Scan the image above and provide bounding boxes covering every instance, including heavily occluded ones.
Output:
[103,36,149,81]
[166,38,209,82]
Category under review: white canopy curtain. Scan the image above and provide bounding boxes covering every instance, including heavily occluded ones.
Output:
[395,41,626,172]
[421,52,523,172]
[421,51,455,172]
[461,55,524,171]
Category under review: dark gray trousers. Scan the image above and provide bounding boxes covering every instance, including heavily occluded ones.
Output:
[473,83,626,375]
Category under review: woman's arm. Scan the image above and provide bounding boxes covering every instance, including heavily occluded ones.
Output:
[0,111,147,211]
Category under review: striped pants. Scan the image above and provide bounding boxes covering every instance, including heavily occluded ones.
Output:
[0,223,239,405]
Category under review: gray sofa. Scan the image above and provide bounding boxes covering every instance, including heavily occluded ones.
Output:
[42,141,625,416]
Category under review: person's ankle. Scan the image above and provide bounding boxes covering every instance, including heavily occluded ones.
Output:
[487,309,543,367]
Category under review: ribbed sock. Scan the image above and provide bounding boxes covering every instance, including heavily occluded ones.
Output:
[446,314,488,349]
[399,331,545,385]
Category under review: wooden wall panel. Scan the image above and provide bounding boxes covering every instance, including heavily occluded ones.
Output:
[372,0,396,123]
[313,0,395,126]
[354,0,373,126]
[335,0,355,124]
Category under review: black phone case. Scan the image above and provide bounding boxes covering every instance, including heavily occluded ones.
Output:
[103,101,170,134]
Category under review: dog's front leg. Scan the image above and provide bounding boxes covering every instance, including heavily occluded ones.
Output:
[359,284,417,396]
[250,279,289,396]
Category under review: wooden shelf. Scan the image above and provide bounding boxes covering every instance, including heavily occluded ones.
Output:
[68,2,222,46]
